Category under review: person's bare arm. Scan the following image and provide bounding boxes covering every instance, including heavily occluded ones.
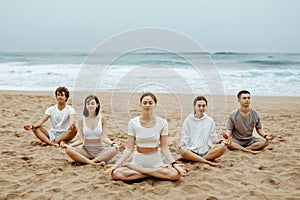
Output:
[111,135,135,170]
[256,128,274,140]
[24,114,50,130]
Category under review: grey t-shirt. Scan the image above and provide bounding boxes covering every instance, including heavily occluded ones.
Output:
[227,108,262,141]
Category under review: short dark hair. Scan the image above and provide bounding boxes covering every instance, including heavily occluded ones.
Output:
[83,95,100,117]
[237,90,250,99]
[193,96,207,106]
[140,92,157,104]
[55,87,70,102]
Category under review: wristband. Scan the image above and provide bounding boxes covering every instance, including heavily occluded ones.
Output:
[111,142,116,147]
[263,135,267,139]
[111,168,116,176]
[218,139,224,144]
[171,161,177,167]
[31,124,35,129]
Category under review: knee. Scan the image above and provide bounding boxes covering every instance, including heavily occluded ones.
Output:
[32,127,41,135]
[109,147,118,156]
[221,143,228,151]
[65,146,73,155]
[179,146,188,155]
[113,147,118,154]
[111,169,122,180]
[217,142,226,148]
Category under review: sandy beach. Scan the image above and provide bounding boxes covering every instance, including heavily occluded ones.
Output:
[0,91,299,200]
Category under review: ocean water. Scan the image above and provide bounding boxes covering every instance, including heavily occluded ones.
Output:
[0,51,299,96]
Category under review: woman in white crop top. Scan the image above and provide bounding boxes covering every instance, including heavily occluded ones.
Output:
[61,95,119,165]
[109,93,185,181]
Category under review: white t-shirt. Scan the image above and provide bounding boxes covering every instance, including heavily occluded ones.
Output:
[180,113,217,155]
[128,116,168,148]
[45,105,76,132]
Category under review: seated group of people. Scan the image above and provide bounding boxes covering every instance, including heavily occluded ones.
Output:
[24,87,274,181]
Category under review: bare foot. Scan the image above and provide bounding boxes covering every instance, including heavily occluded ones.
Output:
[250,150,260,155]
[209,161,221,168]
[60,141,66,148]
[50,142,60,147]
[175,163,188,176]
[101,165,117,175]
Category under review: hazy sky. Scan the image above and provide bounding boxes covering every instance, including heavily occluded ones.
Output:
[0,0,299,52]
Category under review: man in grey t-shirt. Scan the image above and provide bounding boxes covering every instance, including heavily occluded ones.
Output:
[223,90,274,154]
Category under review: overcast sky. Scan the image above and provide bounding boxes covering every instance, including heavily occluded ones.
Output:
[0,0,299,52]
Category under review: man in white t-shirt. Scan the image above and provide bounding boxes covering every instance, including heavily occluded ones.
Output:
[24,87,77,146]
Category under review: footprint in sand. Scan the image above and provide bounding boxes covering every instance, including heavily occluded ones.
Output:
[261,178,280,189]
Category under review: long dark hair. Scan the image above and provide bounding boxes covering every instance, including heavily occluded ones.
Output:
[83,95,100,117]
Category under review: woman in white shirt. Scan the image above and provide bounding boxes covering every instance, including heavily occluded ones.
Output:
[110,93,185,181]
[61,95,118,165]
[178,96,229,167]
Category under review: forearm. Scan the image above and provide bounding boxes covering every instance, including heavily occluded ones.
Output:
[223,129,232,139]
[69,115,76,125]
[101,135,114,146]
[257,128,267,138]
[70,140,82,147]
[210,133,218,146]
[227,131,232,138]
[180,131,189,147]
[179,138,187,147]
[32,118,46,128]
[112,149,132,169]
[161,146,176,163]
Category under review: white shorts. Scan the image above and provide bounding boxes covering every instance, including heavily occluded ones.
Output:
[130,151,164,168]
[48,130,65,142]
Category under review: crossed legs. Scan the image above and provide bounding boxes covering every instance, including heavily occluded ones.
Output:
[112,164,181,181]
[227,138,269,154]
[65,146,118,165]
[179,144,227,167]
[32,125,77,146]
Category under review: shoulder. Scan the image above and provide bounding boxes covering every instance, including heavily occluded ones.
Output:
[156,116,168,128]
[229,109,239,117]
[129,116,140,125]
[65,105,76,114]
[204,114,214,123]
[250,108,260,117]
[184,113,194,121]
[46,104,56,110]
[156,116,167,123]
[66,105,75,110]
[100,115,106,123]
[45,105,56,113]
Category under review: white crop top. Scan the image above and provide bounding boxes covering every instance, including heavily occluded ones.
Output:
[128,116,168,148]
[82,116,103,139]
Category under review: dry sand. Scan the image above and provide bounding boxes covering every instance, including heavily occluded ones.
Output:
[0,91,299,200]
